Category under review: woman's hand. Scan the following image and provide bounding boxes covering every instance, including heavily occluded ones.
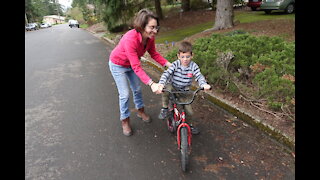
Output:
[150,83,160,93]
[156,84,164,94]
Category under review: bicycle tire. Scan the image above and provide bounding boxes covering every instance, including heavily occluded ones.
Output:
[180,127,189,171]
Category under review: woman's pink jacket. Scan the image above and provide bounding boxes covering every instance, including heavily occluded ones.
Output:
[109,29,168,85]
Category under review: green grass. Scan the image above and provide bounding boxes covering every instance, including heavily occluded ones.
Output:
[101,8,294,44]
[80,24,89,29]
[156,21,213,43]
[162,4,181,14]
[234,11,295,23]
[155,10,294,43]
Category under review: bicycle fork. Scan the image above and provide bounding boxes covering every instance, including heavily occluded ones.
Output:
[177,111,192,149]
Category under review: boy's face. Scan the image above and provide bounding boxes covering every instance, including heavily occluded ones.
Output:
[178,52,193,67]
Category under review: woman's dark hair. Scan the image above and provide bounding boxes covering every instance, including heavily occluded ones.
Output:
[178,41,193,54]
[133,9,159,33]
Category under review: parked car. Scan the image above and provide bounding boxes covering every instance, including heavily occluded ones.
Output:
[32,23,40,30]
[40,23,49,28]
[260,0,295,14]
[69,20,80,28]
[46,22,52,27]
[247,0,262,11]
[25,23,38,31]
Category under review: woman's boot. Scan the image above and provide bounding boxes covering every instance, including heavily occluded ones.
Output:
[121,117,132,136]
[137,107,151,123]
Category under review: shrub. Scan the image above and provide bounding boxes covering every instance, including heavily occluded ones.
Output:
[165,31,295,112]
[109,24,129,33]
[190,0,211,10]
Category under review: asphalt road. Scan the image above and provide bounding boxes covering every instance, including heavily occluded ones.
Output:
[25,24,295,180]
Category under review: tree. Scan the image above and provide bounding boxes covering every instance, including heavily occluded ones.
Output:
[66,7,84,22]
[25,0,64,23]
[71,0,99,24]
[212,0,234,30]
[103,0,126,31]
[209,0,217,10]
[154,0,163,19]
[181,0,190,12]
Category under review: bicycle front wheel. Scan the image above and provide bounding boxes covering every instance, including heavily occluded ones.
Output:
[180,127,189,171]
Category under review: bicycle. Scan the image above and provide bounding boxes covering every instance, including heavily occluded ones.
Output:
[162,87,208,172]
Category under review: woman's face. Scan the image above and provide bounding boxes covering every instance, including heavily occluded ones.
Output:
[142,18,159,39]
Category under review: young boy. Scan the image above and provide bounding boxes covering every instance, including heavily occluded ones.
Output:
[156,41,211,135]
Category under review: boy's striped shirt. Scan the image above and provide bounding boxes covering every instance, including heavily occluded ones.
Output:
[159,60,207,91]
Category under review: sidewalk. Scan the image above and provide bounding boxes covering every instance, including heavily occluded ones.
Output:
[87,29,294,152]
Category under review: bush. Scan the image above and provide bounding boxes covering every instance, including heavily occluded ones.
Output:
[190,0,211,10]
[165,31,295,111]
[109,24,129,33]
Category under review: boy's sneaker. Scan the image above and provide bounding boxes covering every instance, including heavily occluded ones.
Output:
[158,108,168,119]
[190,125,200,135]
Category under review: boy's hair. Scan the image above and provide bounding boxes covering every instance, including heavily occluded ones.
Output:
[133,9,159,33]
[178,41,193,54]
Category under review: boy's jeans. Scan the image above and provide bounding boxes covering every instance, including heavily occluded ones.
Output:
[109,60,144,121]
[162,84,194,118]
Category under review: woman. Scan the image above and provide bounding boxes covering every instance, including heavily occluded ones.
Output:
[108,9,172,136]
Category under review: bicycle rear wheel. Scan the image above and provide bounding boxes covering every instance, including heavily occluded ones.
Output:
[166,111,176,133]
[180,127,189,171]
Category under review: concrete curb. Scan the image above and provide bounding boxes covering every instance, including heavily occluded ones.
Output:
[102,37,115,44]
[88,29,295,152]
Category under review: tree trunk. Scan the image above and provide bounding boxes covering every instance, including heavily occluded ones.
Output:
[212,0,234,30]
[154,0,163,19]
[181,0,190,12]
[25,13,29,24]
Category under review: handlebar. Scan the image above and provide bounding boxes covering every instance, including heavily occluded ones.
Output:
[162,87,211,105]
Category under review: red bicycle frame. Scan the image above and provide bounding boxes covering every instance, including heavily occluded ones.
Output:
[175,105,192,149]
[163,87,207,150]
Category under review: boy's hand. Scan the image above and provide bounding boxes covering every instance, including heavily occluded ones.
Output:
[203,84,211,91]
[156,84,164,94]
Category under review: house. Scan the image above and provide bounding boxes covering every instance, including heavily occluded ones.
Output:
[43,15,66,24]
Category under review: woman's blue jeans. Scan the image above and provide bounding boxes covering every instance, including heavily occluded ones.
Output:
[109,60,144,121]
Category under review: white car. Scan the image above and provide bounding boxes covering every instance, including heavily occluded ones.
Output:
[69,20,80,28]
[40,23,49,28]
[26,23,38,31]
